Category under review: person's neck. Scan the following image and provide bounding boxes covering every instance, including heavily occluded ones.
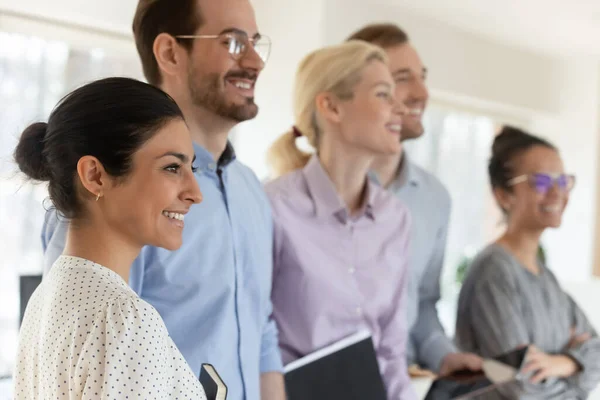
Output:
[318,139,373,215]
[62,218,140,283]
[371,146,404,188]
[497,226,544,275]
[182,104,236,162]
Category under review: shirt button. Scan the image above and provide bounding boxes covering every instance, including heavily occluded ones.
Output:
[355,307,363,315]
[348,267,355,274]
[208,163,216,171]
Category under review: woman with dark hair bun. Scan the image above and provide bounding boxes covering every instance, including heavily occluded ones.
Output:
[13,77,206,399]
[455,126,600,398]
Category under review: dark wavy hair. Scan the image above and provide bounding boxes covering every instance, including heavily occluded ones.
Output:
[14,77,184,219]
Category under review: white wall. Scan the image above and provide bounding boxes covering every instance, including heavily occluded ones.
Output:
[0,0,134,36]
[531,61,600,282]
[0,8,136,57]
[325,0,568,116]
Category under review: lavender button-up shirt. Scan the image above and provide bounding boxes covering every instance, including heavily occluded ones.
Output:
[265,156,416,400]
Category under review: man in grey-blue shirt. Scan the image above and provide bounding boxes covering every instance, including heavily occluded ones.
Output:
[40,1,286,399]
[348,24,483,375]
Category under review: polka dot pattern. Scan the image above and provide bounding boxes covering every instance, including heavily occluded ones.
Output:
[14,255,206,399]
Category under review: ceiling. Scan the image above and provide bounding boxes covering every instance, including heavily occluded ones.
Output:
[1,0,600,57]
[0,0,137,36]
[379,0,600,57]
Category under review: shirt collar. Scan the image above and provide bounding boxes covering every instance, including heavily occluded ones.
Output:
[303,155,376,223]
[192,141,237,172]
[393,151,420,189]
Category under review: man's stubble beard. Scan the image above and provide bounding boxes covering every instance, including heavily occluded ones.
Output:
[188,65,259,123]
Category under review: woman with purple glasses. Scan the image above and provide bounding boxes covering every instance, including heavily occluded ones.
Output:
[455,126,600,398]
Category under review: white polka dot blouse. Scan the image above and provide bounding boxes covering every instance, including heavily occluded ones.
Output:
[14,255,207,399]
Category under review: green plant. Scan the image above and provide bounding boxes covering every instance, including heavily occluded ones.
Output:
[537,245,546,265]
[455,254,473,285]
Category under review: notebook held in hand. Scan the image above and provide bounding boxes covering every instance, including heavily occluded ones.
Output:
[424,346,530,400]
[284,330,387,400]
[200,363,227,400]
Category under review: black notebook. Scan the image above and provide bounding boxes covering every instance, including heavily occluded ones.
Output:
[284,330,387,400]
[424,346,530,400]
[200,363,227,400]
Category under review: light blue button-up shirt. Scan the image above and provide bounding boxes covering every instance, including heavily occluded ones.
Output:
[372,152,456,372]
[388,154,456,371]
[41,142,283,400]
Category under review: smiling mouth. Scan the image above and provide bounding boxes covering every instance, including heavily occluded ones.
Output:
[225,75,256,97]
[386,123,402,134]
[162,210,186,228]
[228,79,253,90]
[162,211,184,220]
[541,205,561,214]
[407,107,423,117]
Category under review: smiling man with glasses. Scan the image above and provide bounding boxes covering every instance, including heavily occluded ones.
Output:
[175,30,271,64]
[39,1,286,399]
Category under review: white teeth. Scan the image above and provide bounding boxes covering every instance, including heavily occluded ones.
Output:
[409,108,422,116]
[387,124,402,132]
[542,205,560,213]
[162,211,184,221]
[234,81,251,90]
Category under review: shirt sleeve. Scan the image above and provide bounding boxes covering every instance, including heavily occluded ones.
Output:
[564,294,600,394]
[260,303,284,373]
[75,296,206,399]
[463,273,536,398]
[259,207,284,374]
[464,263,587,398]
[468,273,531,357]
[410,200,456,371]
[378,211,417,400]
[41,208,68,277]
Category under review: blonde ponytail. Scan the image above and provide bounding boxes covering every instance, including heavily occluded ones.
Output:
[267,40,387,179]
[267,129,311,178]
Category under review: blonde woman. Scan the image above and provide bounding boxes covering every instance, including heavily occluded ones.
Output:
[265,41,415,399]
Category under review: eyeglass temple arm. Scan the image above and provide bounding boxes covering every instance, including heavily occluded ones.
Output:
[507,175,528,186]
[174,35,220,39]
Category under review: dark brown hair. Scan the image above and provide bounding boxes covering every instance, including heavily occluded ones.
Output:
[346,23,409,48]
[132,0,202,85]
[14,78,184,219]
[489,125,556,191]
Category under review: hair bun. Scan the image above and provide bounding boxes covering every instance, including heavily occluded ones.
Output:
[492,125,528,157]
[14,122,52,181]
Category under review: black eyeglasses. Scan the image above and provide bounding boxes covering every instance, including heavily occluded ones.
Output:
[508,173,576,194]
[175,32,271,63]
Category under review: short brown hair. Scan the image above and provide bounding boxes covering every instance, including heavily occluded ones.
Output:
[346,23,409,48]
[132,0,202,85]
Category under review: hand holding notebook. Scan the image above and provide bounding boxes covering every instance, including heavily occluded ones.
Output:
[424,346,530,399]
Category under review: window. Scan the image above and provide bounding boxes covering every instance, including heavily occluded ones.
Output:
[0,31,141,380]
[403,104,503,336]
